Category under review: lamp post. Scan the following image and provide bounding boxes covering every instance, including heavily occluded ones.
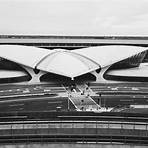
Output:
[99,93,102,107]
[68,93,70,111]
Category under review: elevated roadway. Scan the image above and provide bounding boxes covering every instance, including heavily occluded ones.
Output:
[0,36,148,49]
[0,112,148,144]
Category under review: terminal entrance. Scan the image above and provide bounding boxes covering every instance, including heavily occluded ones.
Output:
[65,83,101,111]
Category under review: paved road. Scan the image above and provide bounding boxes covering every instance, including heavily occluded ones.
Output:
[1,82,148,112]
[89,82,148,108]
[0,83,75,112]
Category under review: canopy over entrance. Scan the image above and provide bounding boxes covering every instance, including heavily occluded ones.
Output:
[37,50,99,79]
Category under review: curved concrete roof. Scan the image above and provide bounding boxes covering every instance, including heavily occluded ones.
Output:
[0,45,147,79]
[37,51,99,78]
[106,63,148,77]
[73,45,147,68]
[0,70,27,78]
[0,45,52,68]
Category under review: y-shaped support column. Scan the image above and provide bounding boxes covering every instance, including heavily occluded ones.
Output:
[91,66,110,83]
[22,66,46,83]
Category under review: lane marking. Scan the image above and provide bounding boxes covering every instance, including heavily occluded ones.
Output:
[9,103,24,107]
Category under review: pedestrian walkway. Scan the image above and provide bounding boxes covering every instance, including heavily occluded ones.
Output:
[64,83,103,111]
[68,92,101,111]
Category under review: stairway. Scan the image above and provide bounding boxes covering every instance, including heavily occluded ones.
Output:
[69,93,101,111]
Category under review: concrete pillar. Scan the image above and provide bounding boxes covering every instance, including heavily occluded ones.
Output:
[22,66,46,83]
[91,66,110,83]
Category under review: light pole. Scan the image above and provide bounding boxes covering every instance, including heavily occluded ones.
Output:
[68,93,70,111]
[99,93,102,107]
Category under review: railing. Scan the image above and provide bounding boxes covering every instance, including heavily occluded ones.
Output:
[0,120,147,144]
[0,120,147,130]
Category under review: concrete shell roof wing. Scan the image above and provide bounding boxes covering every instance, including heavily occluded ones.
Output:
[37,50,99,78]
[0,45,53,68]
[73,45,147,68]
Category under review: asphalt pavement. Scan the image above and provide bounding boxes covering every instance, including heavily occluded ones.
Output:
[0,82,148,112]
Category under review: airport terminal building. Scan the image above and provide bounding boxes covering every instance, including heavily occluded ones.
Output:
[0,45,147,84]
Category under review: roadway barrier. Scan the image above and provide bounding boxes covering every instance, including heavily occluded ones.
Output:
[1,36,148,48]
[0,120,148,130]
[0,120,148,144]
[1,111,148,122]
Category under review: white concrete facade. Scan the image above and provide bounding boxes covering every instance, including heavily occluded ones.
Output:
[0,45,147,84]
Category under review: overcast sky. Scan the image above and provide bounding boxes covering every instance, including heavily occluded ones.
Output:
[0,0,148,36]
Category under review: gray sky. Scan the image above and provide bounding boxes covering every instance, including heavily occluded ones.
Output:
[0,0,148,36]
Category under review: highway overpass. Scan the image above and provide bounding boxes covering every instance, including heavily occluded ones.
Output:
[0,111,148,145]
[1,35,148,49]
